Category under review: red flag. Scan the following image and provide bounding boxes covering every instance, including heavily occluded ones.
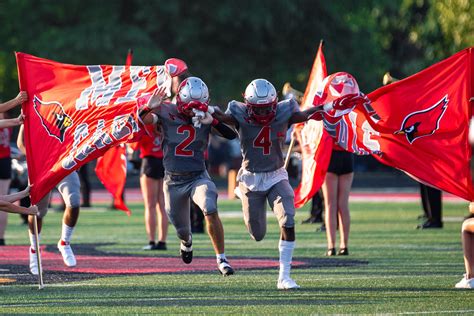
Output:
[95,144,129,214]
[331,47,474,201]
[95,49,134,214]
[16,52,175,204]
[293,41,333,208]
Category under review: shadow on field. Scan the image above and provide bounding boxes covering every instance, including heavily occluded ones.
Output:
[1,243,369,286]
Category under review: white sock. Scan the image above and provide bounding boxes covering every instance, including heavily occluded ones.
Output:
[29,231,41,252]
[216,253,227,262]
[278,240,295,280]
[61,223,75,244]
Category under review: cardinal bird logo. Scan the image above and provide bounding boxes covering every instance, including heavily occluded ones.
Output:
[33,96,73,143]
[395,95,448,144]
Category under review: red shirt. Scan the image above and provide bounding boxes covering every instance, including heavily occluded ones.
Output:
[136,124,163,159]
[0,127,11,159]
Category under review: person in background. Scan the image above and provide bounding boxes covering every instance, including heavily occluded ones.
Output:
[78,163,91,208]
[322,140,354,256]
[132,123,168,251]
[0,91,27,245]
[416,183,443,229]
[455,209,474,289]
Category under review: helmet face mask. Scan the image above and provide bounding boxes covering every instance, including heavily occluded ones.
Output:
[176,77,209,117]
[244,79,278,125]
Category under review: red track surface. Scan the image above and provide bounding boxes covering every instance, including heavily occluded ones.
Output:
[0,246,308,274]
[51,188,466,205]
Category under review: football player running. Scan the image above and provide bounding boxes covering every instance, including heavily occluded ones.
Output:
[140,77,237,276]
[212,78,366,289]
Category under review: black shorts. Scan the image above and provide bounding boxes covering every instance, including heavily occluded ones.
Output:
[327,150,354,175]
[0,157,11,179]
[140,156,164,179]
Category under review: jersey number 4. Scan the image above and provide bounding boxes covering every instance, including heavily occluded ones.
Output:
[253,126,272,155]
[175,125,196,156]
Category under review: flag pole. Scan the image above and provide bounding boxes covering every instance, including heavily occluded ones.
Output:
[33,214,44,289]
[284,135,296,169]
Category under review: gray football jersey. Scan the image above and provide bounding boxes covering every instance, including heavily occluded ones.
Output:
[156,103,210,173]
[226,99,299,172]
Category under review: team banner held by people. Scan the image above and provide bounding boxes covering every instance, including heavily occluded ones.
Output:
[95,49,134,214]
[293,41,333,208]
[16,52,175,205]
[329,47,474,201]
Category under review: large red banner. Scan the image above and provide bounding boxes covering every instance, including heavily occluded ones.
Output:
[94,50,134,214]
[16,52,171,204]
[330,47,474,201]
[293,41,333,208]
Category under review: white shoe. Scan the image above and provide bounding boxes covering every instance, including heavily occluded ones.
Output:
[455,274,474,289]
[217,259,235,276]
[277,277,300,290]
[57,240,77,267]
[29,248,38,275]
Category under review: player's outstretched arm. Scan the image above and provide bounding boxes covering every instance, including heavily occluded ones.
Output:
[0,91,28,113]
[211,106,238,126]
[211,120,237,140]
[138,87,167,124]
[289,94,369,125]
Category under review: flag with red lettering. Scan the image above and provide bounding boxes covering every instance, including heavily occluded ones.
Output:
[293,41,333,208]
[94,49,134,214]
[328,47,474,201]
[16,52,173,204]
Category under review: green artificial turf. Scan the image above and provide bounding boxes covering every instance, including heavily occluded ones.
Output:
[1,199,473,314]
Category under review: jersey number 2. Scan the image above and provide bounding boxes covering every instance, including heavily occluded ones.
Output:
[175,125,195,156]
[253,126,271,155]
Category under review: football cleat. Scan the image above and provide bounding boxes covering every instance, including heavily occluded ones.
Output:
[455,274,474,289]
[143,241,156,251]
[29,248,38,275]
[180,241,193,264]
[277,277,300,290]
[57,240,77,267]
[217,259,234,276]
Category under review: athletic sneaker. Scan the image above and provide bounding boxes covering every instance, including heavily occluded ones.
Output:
[180,241,193,264]
[29,248,38,275]
[154,241,167,250]
[455,274,474,289]
[277,277,300,290]
[57,240,77,267]
[143,241,156,251]
[217,259,234,276]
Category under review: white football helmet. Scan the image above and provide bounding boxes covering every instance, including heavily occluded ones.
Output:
[244,79,278,125]
[176,77,209,116]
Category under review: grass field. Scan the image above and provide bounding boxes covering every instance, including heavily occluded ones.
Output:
[1,199,473,314]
